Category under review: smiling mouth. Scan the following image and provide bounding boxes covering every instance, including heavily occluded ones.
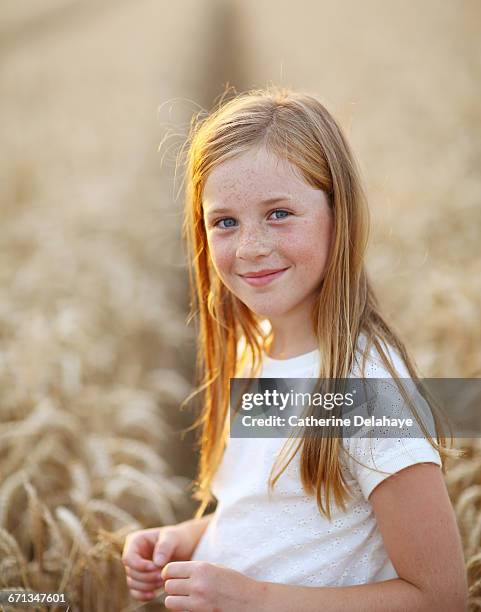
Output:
[245,270,284,278]
[239,267,289,287]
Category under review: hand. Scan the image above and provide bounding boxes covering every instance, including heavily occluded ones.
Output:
[122,524,200,602]
[161,560,265,611]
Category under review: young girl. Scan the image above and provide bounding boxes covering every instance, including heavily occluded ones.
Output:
[122,87,467,610]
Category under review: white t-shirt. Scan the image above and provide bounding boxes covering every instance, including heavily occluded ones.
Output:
[191,336,442,587]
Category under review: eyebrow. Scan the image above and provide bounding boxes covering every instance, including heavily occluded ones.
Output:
[204,196,293,218]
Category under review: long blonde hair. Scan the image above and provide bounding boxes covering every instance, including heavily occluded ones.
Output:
[179,86,457,520]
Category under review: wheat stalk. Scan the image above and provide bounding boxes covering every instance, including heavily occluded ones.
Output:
[24,481,45,573]
[0,528,30,589]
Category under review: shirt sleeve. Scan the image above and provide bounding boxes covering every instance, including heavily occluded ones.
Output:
[344,339,443,501]
[343,436,442,501]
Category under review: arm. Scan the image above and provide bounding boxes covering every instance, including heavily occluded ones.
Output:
[177,512,214,554]
[255,463,467,612]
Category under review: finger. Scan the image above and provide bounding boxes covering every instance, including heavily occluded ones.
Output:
[123,554,158,573]
[161,561,194,580]
[164,595,191,610]
[153,529,178,567]
[125,566,163,584]
[164,578,191,596]
[129,588,157,602]
[127,575,164,592]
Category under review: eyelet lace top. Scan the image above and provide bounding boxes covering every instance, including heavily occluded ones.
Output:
[191,335,442,587]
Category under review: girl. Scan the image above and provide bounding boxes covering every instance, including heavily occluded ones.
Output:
[122,87,467,610]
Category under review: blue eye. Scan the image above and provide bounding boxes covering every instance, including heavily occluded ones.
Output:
[216,217,237,229]
[271,209,290,219]
[213,209,291,229]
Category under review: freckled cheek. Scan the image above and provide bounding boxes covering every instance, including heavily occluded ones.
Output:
[283,224,331,269]
[299,217,332,265]
[207,236,236,274]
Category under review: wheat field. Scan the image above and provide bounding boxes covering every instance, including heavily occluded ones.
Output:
[0,1,480,610]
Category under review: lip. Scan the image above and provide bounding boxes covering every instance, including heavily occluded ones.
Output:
[241,268,288,278]
[239,267,289,287]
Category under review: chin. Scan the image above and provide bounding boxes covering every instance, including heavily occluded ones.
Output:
[241,301,290,319]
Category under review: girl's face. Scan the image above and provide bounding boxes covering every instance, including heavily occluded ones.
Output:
[202,146,333,324]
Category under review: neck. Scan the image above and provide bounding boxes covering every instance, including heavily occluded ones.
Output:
[264,325,319,360]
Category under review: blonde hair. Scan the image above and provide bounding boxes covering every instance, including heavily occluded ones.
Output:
[179,86,458,520]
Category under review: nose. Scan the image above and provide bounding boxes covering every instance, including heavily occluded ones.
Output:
[235,227,274,260]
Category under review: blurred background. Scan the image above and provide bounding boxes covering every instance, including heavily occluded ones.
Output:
[0,0,480,610]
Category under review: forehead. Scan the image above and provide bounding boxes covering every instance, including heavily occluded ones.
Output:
[202,146,316,210]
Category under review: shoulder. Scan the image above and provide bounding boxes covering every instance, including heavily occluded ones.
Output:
[343,332,442,502]
[351,332,410,379]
